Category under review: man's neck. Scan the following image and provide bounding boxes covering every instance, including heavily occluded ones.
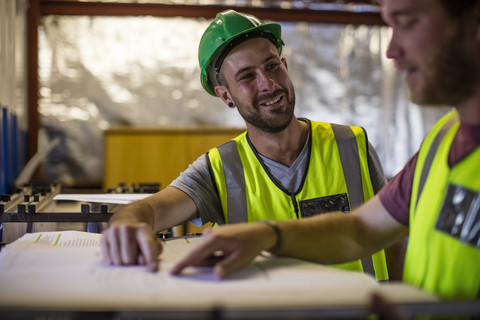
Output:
[246,118,309,167]
[456,88,480,125]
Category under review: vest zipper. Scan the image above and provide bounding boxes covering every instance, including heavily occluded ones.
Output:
[291,194,300,219]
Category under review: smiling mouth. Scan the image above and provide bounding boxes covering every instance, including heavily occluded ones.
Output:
[261,96,282,106]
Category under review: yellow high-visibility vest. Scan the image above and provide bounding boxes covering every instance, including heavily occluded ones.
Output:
[406,110,480,299]
[207,120,389,281]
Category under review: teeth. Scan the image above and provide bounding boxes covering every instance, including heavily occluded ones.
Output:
[263,97,280,106]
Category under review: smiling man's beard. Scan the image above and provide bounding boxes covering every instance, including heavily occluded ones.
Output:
[235,89,296,133]
[410,26,479,107]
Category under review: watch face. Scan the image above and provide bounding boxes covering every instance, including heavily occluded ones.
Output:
[299,193,350,218]
[436,183,480,248]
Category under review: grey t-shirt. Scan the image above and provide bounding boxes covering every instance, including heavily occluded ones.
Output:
[169,125,387,226]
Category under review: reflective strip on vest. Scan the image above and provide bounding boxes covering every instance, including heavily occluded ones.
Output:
[331,124,363,208]
[331,124,375,277]
[217,140,247,224]
[414,113,459,211]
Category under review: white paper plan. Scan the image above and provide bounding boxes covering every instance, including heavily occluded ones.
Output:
[0,231,437,310]
[53,193,152,205]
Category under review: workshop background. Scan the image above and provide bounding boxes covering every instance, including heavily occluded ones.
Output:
[1,0,451,194]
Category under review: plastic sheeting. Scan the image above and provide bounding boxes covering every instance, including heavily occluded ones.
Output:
[0,0,27,124]
[38,15,451,186]
[0,0,28,193]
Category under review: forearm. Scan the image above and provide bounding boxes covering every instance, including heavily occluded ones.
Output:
[273,196,408,266]
[275,213,366,264]
[109,198,154,224]
[109,187,198,232]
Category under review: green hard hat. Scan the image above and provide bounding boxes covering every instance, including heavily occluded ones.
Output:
[198,10,284,96]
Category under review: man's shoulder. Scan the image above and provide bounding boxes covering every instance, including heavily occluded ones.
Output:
[309,120,367,142]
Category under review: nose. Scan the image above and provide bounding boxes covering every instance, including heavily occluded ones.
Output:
[257,70,275,92]
[385,30,402,61]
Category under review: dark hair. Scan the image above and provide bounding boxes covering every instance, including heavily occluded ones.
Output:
[438,0,478,18]
[216,72,227,88]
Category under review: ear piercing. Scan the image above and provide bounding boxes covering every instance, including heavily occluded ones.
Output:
[228,102,234,108]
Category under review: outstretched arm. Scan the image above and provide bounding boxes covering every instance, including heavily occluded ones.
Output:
[101,187,197,271]
[171,195,408,278]
[277,195,407,264]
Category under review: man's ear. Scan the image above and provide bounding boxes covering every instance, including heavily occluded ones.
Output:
[281,57,288,70]
[214,86,235,108]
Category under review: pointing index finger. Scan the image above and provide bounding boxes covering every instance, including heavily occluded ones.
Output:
[170,237,224,276]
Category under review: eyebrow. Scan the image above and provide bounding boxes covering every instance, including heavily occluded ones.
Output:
[382,5,418,25]
[389,6,421,21]
[234,54,278,80]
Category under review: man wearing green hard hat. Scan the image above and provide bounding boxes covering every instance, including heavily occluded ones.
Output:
[198,10,284,96]
[101,10,406,281]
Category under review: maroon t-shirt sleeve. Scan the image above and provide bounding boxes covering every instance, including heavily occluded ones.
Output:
[378,152,419,226]
[378,121,480,227]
